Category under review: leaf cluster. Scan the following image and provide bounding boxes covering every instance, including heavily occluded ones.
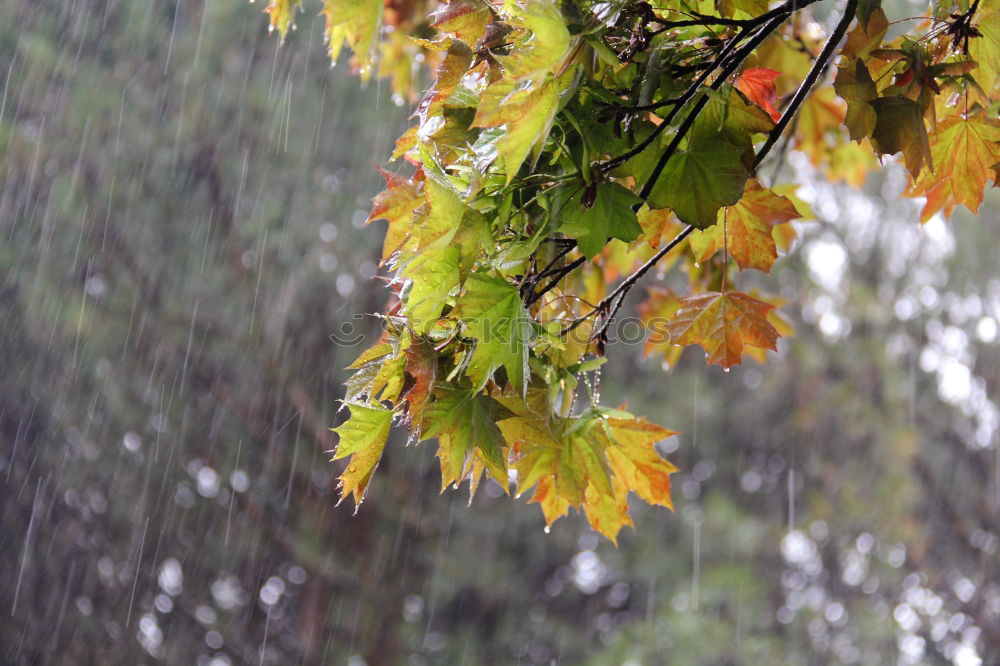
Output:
[264,0,1000,541]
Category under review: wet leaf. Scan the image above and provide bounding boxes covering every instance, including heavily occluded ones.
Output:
[331,403,394,506]
[666,291,780,368]
[688,180,801,273]
[648,141,748,228]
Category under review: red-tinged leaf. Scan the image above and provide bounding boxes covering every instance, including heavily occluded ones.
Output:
[501,408,677,542]
[265,0,301,42]
[666,291,780,368]
[530,475,571,527]
[735,67,782,122]
[583,476,632,545]
[367,168,424,263]
[429,0,493,45]
[416,41,473,123]
[688,180,801,273]
[402,339,438,427]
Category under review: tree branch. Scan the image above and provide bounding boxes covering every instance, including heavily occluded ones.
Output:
[525,255,588,307]
[637,13,790,203]
[562,225,695,337]
[752,0,859,171]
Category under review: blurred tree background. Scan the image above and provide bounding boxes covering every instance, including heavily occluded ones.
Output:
[1,1,998,665]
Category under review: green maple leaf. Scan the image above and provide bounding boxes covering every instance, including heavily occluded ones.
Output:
[558,183,644,259]
[834,59,878,142]
[473,77,560,183]
[649,140,749,228]
[869,96,932,178]
[502,0,571,79]
[400,246,460,333]
[968,3,1000,92]
[457,272,533,394]
[331,403,394,506]
[421,385,512,488]
[500,407,677,543]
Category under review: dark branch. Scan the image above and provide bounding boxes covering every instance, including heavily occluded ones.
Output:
[562,225,695,337]
[638,12,790,203]
[525,255,588,307]
[752,0,859,171]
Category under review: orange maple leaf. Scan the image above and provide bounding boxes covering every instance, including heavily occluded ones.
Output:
[736,67,782,122]
[666,291,780,368]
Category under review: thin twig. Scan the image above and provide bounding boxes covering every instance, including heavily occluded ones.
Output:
[525,256,588,307]
[563,225,696,336]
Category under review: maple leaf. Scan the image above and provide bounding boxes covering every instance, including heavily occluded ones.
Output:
[869,96,933,178]
[597,417,679,509]
[402,339,438,426]
[742,292,795,364]
[429,0,493,46]
[735,67,782,122]
[912,113,1000,220]
[637,207,684,250]
[472,77,560,183]
[321,0,383,79]
[582,476,633,544]
[400,246,461,333]
[501,408,677,542]
[344,335,409,405]
[648,140,748,228]
[498,412,576,522]
[502,0,572,79]
[968,3,1000,91]
[411,150,466,252]
[834,59,879,142]
[264,0,301,42]
[688,180,801,273]
[690,86,776,160]
[666,291,780,368]
[367,169,423,264]
[421,385,511,490]
[457,272,533,394]
[842,7,888,60]
[416,41,474,124]
[331,403,394,506]
[558,183,643,259]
